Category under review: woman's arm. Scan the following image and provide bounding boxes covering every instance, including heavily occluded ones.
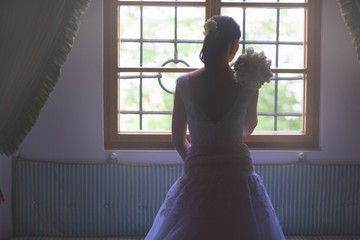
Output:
[172,87,190,161]
[243,90,259,136]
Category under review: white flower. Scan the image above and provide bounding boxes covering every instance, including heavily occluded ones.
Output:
[246,47,254,55]
[259,51,265,58]
[203,19,218,37]
[233,48,273,89]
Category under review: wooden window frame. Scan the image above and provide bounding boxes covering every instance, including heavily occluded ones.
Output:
[104,0,321,150]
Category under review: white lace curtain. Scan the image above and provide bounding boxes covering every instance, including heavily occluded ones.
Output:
[0,0,91,156]
[338,0,360,62]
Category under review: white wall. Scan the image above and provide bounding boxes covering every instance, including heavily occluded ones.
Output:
[1,0,360,238]
[313,0,360,163]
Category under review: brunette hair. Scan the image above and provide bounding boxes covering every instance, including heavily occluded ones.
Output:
[199,16,241,121]
[200,16,241,68]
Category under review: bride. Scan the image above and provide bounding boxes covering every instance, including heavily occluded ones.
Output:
[145,15,285,240]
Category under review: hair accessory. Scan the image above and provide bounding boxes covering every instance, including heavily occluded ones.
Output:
[203,19,218,37]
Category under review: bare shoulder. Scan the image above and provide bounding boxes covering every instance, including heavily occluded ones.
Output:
[184,68,205,87]
[176,68,204,89]
[187,67,204,79]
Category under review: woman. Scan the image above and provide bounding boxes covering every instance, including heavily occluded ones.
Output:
[145,15,285,240]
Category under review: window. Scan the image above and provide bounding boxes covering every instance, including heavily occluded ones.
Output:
[104,0,321,150]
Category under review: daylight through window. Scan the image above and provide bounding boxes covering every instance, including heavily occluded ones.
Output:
[104,0,321,149]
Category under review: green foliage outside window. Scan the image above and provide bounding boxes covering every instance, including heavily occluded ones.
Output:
[118,6,304,133]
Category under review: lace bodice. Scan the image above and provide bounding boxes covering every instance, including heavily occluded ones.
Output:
[176,74,255,147]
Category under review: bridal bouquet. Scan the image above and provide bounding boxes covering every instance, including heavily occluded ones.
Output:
[233,47,273,89]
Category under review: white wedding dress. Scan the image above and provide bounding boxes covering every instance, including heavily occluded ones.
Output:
[145,75,285,240]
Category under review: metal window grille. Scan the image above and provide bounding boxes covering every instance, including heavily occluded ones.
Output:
[117,1,306,133]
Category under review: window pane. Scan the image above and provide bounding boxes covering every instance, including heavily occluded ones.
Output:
[245,8,277,41]
[256,116,275,132]
[223,7,305,70]
[142,74,175,111]
[119,42,140,67]
[118,71,185,132]
[119,114,139,132]
[277,75,303,114]
[177,7,205,40]
[258,81,275,114]
[143,7,175,39]
[256,73,304,132]
[119,74,140,111]
[119,5,205,68]
[279,8,304,42]
[277,116,302,132]
[119,6,140,39]
[278,44,304,68]
[142,115,172,132]
[177,43,203,68]
[143,43,174,67]
[159,72,182,93]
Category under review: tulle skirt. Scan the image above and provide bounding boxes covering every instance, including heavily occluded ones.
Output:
[145,145,285,240]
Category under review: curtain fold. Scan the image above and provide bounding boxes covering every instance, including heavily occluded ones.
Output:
[337,0,360,62]
[0,187,4,204]
[0,0,91,155]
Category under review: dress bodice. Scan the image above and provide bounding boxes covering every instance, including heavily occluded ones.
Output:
[176,74,254,148]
